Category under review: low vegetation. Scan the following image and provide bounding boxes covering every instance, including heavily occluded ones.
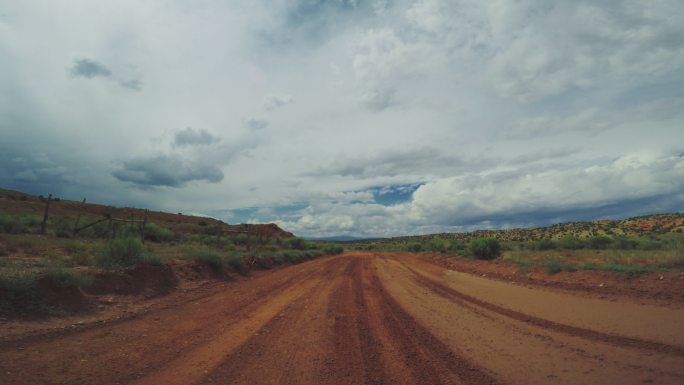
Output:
[0,203,345,316]
[352,230,684,275]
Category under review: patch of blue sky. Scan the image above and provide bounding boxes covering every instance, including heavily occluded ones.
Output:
[369,183,423,206]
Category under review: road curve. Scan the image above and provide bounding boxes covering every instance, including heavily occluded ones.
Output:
[2,251,684,385]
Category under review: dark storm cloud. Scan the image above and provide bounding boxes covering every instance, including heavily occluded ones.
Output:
[172,127,220,147]
[69,58,112,78]
[112,154,224,187]
[68,58,142,91]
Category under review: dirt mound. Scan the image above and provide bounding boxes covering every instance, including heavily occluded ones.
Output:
[34,276,89,312]
[84,263,178,296]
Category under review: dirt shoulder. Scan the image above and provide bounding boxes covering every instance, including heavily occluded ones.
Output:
[409,251,684,307]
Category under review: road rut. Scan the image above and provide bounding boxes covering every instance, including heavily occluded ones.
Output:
[2,251,683,385]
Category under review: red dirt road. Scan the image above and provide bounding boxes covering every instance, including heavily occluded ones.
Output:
[2,251,684,385]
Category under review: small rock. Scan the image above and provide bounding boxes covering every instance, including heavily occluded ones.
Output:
[659,275,664,280]
[599,283,604,287]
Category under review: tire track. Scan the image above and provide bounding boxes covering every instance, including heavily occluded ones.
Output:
[360,257,503,385]
[400,262,684,357]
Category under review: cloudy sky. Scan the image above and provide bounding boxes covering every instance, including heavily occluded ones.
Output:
[1,1,683,238]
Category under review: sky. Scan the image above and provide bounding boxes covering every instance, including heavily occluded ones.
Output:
[1,0,684,238]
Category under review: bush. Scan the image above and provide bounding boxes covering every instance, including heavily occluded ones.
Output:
[144,223,173,242]
[281,251,301,264]
[44,266,90,288]
[405,242,422,252]
[51,217,74,238]
[533,238,557,250]
[322,244,344,255]
[448,240,466,252]
[187,249,224,271]
[558,236,585,250]
[226,254,246,272]
[285,237,307,250]
[468,238,501,260]
[587,235,612,249]
[610,236,639,250]
[635,237,663,250]
[426,238,448,253]
[0,214,27,234]
[97,237,145,268]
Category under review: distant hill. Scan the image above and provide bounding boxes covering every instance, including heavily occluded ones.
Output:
[361,213,684,244]
[305,235,383,242]
[0,188,294,238]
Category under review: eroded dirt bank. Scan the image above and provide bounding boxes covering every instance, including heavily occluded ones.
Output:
[2,251,683,385]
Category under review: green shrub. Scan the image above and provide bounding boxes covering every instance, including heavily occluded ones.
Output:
[533,238,557,250]
[144,223,173,242]
[0,214,27,234]
[322,244,344,255]
[610,236,639,250]
[97,237,145,268]
[426,238,448,253]
[226,254,246,272]
[187,249,224,271]
[281,251,300,263]
[558,236,585,250]
[587,235,612,249]
[448,240,466,252]
[635,237,663,250]
[51,217,74,238]
[44,266,90,288]
[468,238,501,260]
[405,242,422,252]
[285,237,307,250]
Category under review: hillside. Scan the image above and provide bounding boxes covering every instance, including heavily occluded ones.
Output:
[0,188,293,239]
[373,213,684,244]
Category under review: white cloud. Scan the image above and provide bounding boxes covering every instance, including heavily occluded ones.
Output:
[1,0,683,236]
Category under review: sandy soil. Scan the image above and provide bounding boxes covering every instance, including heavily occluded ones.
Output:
[1,251,684,385]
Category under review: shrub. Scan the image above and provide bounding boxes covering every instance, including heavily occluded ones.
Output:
[587,235,612,249]
[468,238,501,260]
[405,242,422,252]
[51,217,74,238]
[187,249,224,271]
[226,254,246,272]
[285,237,307,250]
[0,214,27,234]
[144,223,173,242]
[281,251,300,264]
[635,237,663,250]
[322,244,344,255]
[97,237,145,268]
[610,236,639,250]
[448,240,466,252]
[44,266,90,288]
[558,236,585,250]
[533,238,557,250]
[426,238,448,253]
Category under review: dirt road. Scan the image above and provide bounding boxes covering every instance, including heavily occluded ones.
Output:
[2,251,684,385]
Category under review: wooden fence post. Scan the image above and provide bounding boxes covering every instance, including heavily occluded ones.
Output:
[40,193,52,235]
[141,210,148,243]
[72,198,87,237]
